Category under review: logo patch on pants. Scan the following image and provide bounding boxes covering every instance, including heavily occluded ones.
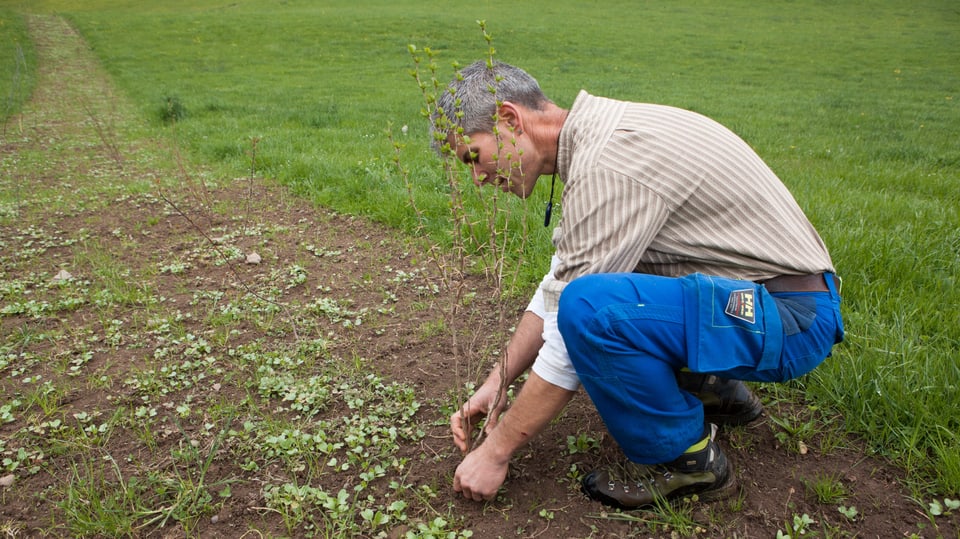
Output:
[725,289,756,324]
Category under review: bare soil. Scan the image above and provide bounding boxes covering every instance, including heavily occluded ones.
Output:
[1,13,957,539]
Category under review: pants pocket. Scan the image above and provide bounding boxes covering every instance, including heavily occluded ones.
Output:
[679,273,783,373]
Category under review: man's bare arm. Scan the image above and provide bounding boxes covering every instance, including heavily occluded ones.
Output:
[494,309,546,385]
[451,310,545,452]
[453,372,576,501]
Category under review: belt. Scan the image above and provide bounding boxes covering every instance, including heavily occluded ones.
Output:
[760,273,838,293]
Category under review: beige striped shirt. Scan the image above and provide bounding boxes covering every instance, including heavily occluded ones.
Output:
[531,91,834,389]
[553,90,833,286]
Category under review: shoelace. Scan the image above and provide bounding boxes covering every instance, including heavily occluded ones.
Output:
[605,461,675,492]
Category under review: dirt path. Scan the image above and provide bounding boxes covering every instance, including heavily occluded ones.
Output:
[1,13,957,539]
[2,15,150,204]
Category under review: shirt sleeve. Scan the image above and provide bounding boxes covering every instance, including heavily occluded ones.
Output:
[525,256,581,390]
[531,308,581,390]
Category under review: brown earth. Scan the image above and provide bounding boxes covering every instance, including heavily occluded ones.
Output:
[1,13,957,539]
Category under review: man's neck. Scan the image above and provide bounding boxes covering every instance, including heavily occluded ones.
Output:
[526,103,569,176]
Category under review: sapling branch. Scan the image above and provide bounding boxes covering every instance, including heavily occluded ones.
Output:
[404,23,532,458]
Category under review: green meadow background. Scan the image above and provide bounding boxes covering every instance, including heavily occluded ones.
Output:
[2,0,958,496]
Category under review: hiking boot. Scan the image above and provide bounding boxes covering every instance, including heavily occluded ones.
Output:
[676,372,764,426]
[581,424,734,510]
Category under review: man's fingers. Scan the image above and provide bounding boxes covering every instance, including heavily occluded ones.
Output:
[450,410,475,453]
[453,434,468,454]
[451,392,503,454]
[453,469,477,500]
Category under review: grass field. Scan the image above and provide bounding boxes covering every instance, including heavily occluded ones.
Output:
[2,0,959,530]
[0,8,35,124]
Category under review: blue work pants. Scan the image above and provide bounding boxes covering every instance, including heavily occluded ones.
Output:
[556,272,843,464]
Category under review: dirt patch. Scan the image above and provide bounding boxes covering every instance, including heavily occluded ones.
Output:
[0,13,957,539]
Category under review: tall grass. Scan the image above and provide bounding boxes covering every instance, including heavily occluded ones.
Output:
[4,0,959,495]
[0,8,36,126]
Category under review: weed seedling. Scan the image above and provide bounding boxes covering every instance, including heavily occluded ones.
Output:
[803,472,849,504]
[838,504,859,520]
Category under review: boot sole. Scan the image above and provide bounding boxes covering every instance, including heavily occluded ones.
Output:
[582,466,737,511]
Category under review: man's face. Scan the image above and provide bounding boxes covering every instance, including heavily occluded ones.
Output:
[448,130,537,199]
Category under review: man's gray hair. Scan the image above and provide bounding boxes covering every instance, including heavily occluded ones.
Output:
[432,61,550,149]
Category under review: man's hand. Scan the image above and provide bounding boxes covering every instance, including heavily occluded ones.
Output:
[450,382,507,454]
[447,311,556,502]
[452,442,509,501]
[449,311,546,454]
[450,372,577,503]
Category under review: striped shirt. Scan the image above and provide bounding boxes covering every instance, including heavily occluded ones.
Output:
[530,91,835,390]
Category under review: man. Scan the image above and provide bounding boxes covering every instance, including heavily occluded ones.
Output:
[437,61,844,509]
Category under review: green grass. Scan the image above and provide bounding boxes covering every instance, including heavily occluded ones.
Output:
[0,8,35,123]
[3,0,959,503]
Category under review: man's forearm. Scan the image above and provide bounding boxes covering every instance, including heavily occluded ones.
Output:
[452,371,576,501]
[482,371,575,461]
[487,310,544,389]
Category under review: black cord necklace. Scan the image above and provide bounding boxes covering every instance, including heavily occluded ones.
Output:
[543,172,556,227]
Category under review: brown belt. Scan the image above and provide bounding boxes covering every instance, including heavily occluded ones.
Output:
[760,273,838,293]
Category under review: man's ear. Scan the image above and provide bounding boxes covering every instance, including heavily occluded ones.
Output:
[498,101,524,134]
